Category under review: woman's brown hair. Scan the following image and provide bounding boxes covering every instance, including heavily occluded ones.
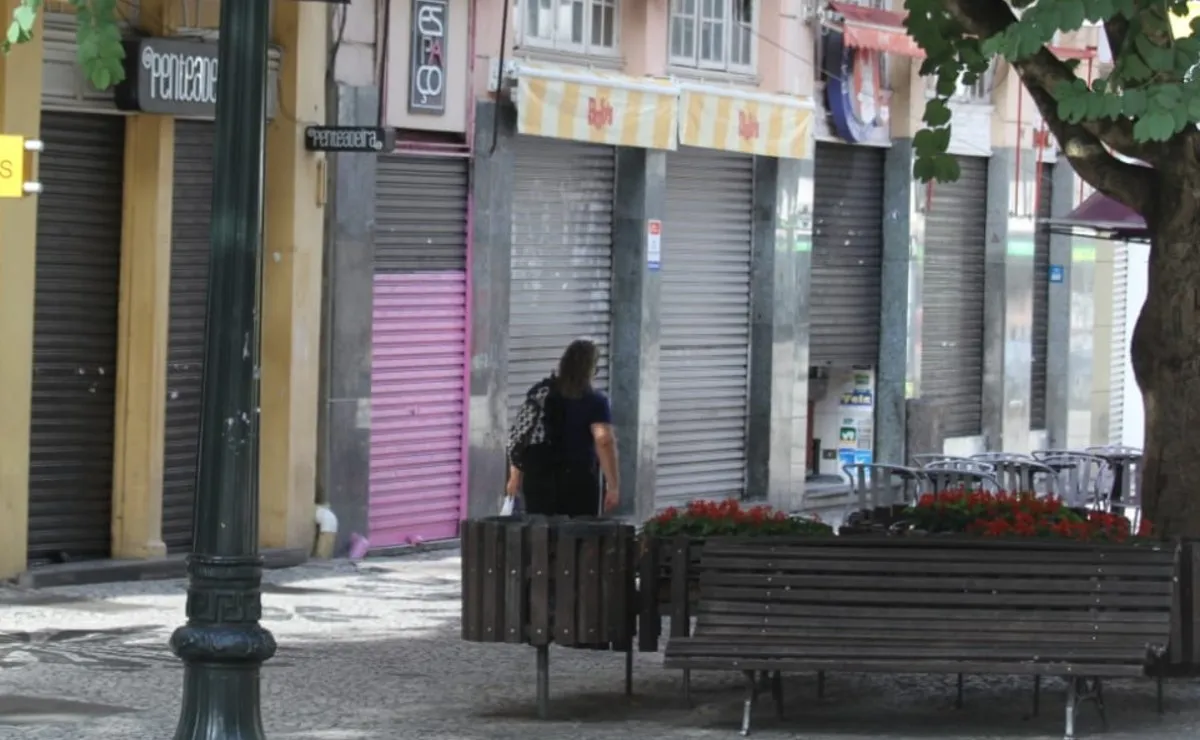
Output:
[556,339,598,399]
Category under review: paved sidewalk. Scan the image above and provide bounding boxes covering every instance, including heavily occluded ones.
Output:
[0,551,1197,739]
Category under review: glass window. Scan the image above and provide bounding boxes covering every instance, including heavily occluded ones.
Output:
[522,0,618,54]
[670,0,754,71]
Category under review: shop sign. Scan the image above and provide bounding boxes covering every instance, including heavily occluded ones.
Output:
[409,0,448,115]
[0,135,41,199]
[587,96,613,131]
[116,38,219,118]
[823,33,888,144]
[1049,264,1065,284]
[304,126,396,153]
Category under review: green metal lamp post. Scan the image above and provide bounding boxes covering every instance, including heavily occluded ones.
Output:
[169,0,275,737]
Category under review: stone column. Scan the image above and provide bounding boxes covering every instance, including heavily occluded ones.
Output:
[259,0,326,551]
[1045,163,1085,449]
[609,148,665,522]
[981,149,1036,453]
[876,139,924,467]
[0,5,42,578]
[466,99,516,519]
[747,156,813,512]
[319,85,379,552]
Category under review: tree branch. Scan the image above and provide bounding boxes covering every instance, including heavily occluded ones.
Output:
[1021,80,1155,214]
[940,0,1153,164]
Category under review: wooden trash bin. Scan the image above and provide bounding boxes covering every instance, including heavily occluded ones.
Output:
[461,515,637,718]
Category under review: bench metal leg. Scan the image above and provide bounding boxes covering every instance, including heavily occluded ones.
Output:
[624,646,633,697]
[682,669,692,707]
[816,670,825,700]
[1063,676,1106,740]
[955,674,964,709]
[740,670,757,736]
[1064,675,1077,740]
[1033,675,1041,717]
[536,645,550,720]
[771,671,784,719]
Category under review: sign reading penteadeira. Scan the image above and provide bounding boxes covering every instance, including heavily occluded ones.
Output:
[304,126,397,153]
[0,135,27,199]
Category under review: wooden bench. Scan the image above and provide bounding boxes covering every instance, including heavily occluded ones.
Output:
[663,538,1178,738]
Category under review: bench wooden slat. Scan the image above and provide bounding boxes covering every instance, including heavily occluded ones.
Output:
[661,656,1148,678]
[691,626,1165,644]
[702,555,1174,578]
[702,543,1175,566]
[698,572,1173,595]
[666,640,1149,662]
[698,600,1172,624]
[702,586,1168,610]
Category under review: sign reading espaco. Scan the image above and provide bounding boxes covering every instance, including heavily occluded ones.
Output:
[408,0,448,115]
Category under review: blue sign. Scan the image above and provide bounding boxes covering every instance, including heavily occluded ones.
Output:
[824,34,886,143]
[1049,264,1065,284]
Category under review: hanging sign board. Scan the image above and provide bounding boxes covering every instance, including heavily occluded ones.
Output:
[304,126,396,153]
[0,135,41,199]
[0,135,27,199]
[115,37,280,120]
[409,0,448,115]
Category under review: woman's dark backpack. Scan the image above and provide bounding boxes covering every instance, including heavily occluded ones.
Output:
[507,376,567,474]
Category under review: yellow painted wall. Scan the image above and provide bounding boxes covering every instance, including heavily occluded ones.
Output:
[260,0,327,551]
[0,4,44,579]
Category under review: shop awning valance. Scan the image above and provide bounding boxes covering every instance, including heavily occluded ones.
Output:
[827,1,923,58]
[677,82,813,159]
[510,61,679,151]
[1042,190,1148,242]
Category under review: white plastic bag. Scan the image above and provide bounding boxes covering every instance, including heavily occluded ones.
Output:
[500,495,516,516]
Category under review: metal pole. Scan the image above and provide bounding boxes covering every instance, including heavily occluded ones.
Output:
[169,0,274,738]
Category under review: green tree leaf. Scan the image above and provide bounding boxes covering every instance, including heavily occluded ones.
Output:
[3,0,124,89]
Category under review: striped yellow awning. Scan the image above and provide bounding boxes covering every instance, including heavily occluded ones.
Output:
[513,61,679,150]
[679,83,813,159]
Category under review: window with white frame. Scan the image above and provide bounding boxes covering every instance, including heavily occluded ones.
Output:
[669,0,754,72]
[521,0,618,55]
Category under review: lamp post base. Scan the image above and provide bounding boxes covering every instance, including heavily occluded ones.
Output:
[170,555,277,740]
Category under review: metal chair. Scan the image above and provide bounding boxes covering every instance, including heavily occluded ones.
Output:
[1036,452,1109,509]
[989,458,1060,496]
[1086,446,1144,528]
[912,453,974,468]
[972,452,1036,463]
[920,466,1001,494]
[842,464,925,526]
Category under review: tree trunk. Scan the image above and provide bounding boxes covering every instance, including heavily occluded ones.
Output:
[1130,183,1200,537]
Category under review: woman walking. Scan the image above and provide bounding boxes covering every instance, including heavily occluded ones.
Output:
[506,339,620,517]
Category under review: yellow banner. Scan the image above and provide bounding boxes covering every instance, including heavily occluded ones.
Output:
[514,62,678,150]
[679,86,812,160]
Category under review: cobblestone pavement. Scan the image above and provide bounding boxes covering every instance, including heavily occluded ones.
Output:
[0,550,1198,739]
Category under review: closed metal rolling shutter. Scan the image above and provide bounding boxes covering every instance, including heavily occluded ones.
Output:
[375,155,468,270]
[921,156,988,438]
[811,142,885,366]
[508,137,614,416]
[1110,244,1128,445]
[656,148,753,508]
[369,155,468,548]
[1031,164,1053,430]
[28,112,125,563]
[163,120,214,553]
